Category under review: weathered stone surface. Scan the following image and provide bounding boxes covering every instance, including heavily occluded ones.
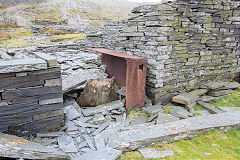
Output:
[142,104,163,114]
[77,78,118,107]
[0,133,67,160]
[219,82,240,90]
[33,109,63,121]
[45,78,62,87]
[204,82,226,90]
[189,89,208,96]
[208,90,233,97]
[62,69,107,93]
[157,113,180,124]
[172,93,199,105]
[75,147,122,160]
[200,96,215,102]
[197,101,224,114]
[218,107,240,112]
[197,110,211,116]
[169,107,193,119]
[35,52,58,67]
[139,148,174,159]
[39,98,63,105]
[58,135,78,153]
[81,100,124,116]
[128,115,147,126]
[0,59,47,74]
[108,111,240,151]
[185,102,196,114]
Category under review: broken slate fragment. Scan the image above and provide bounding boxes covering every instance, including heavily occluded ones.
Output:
[142,104,163,115]
[82,100,124,116]
[200,96,215,102]
[157,113,180,124]
[197,101,223,114]
[208,90,233,97]
[169,107,193,119]
[58,135,78,153]
[189,89,208,96]
[65,105,82,121]
[219,82,240,90]
[172,93,199,105]
[138,148,174,159]
[203,82,225,90]
[185,102,196,114]
[129,115,147,126]
[218,107,240,112]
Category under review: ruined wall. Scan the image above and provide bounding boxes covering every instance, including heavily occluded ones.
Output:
[0,59,64,136]
[117,0,240,104]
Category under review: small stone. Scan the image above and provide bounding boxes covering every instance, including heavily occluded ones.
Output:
[92,123,109,136]
[189,89,208,96]
[92,114,106,124]
[45,78,62,87]
[172,93,199,105]
[58,136,78,153]
[143,104,163,114]
[157,113,180,124]
[203,152,212,155]
[39,98,63,105]
[208,90,233,97]
[138,148,174,159]
[16,72,28,77]
[169,107,193,119]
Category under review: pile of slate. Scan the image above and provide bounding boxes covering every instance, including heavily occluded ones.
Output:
[35,100,126,160]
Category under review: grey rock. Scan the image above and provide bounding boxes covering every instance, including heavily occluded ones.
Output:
[218,107,240,112]
[75,147,122,160]
[82,100,124,117]
[91,114,106,124]
[39,98,63,105]
[197,101,224,114]
[62,69,107,93]
[138,148,174,159]
[0,59,47,74]
[200,96,215,102]
[189,89,208,96]
[93,123,109,136]
[143,104,163,114]
[157,113,180,124]
[58,135,78,153]
[108,111,240,151]
[204,82,226,90]
[169,107,193,119]
[197,110,211,116]
[83,135,96,151]
[219,82,240,90]
[35,52,58,67]
[73,120,99,128]
[65,105,82,121]
[145,96,153,106]
[37,132,65,138]
[185,102,196,114]
[208,90,233,97]
[172,93,199,105]
[129,115,147,126]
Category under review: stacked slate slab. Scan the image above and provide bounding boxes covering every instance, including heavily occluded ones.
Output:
[0,57,64,136]
[114,0,240,104]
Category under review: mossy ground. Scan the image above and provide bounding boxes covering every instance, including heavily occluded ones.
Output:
[119,88,240,160]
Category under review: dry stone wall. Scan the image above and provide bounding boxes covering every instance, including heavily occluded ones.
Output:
[117,0,240,104]
[0,59,64,136]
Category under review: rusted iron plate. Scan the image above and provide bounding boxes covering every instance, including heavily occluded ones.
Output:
[89,48,147,110]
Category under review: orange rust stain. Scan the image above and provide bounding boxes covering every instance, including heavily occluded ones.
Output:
[8,138,28,144]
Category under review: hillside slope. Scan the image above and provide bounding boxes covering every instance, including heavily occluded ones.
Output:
[0,0,137,26]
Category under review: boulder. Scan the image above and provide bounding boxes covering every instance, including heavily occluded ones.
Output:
[77,78,118,107]
[172,93,199,105]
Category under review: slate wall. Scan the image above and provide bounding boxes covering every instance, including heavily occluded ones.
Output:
[116,0,240,104]
[0,67,64,136]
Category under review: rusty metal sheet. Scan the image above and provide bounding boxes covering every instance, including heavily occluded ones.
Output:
[89,48,147,110]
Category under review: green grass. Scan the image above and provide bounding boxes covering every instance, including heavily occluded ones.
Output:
[119,127,240,160]
[162,106,176,114]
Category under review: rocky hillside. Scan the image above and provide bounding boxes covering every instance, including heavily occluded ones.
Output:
[0,0,137,26]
